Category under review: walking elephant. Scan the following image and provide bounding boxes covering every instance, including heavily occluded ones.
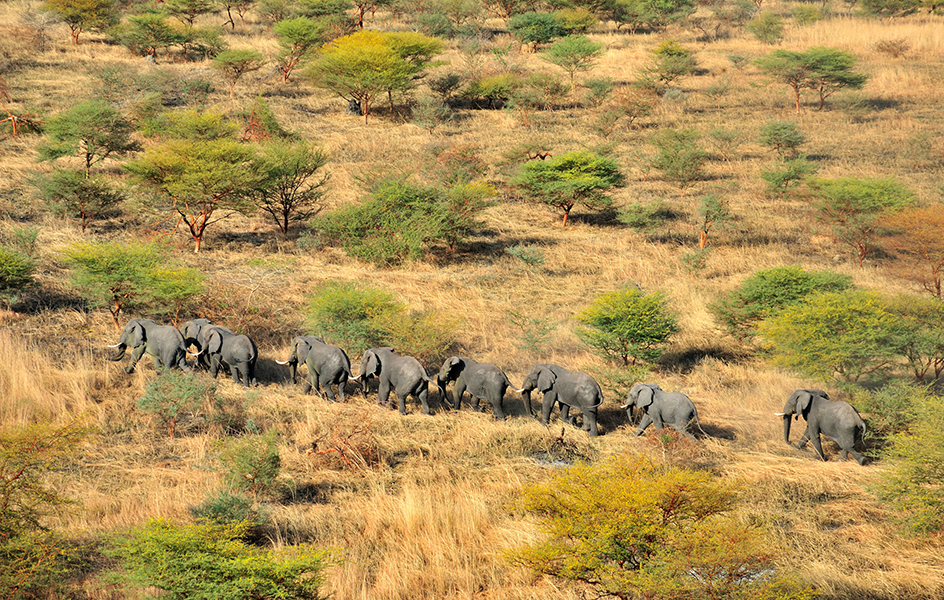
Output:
[180,319,235,371]
[108,318,190,374]
[355,347,431,415]
[202,328,258,387]
[277,336,351,402]
[776,389,867,465]
[518,364,603,436]
[623,383,705,439]
[437,356,514,420]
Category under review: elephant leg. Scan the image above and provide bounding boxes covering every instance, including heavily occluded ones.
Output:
[634,413,653,436]
[377,380,393,410]
[320,374,337,402]
[585,411,599,437]
[337,379,347,403]
[209,356,221,379]
[125,345,147,373]
[418,387,431,416]
[651,412,665,430]
[230,364,241,384]
[559,403,577,426]
[395,391,408,415]
[454,382,467,410]
[541,392,557,426]
[489,393,505,420]
[807,430,828,461]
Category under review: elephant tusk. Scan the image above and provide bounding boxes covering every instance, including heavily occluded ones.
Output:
[107,343,122,348]
[514,388,525,394]
[349,373,360,381]
[774,412,787,416]
[275,359,289,365]
[620,403,630,409]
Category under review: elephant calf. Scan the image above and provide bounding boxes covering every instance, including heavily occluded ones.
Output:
[437,356,513,420]
[777,389,867,465]
[518,364,603,436]
[623,383,705,440]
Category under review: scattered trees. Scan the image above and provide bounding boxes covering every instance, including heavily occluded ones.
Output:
[574,286,679,365]
[512,150,624,226]
[42,0,118,44]
[807,177,915,266]
[881,205,944,298]
[306,30,444,123]
[756,47,867,111]
[758,120,806,159]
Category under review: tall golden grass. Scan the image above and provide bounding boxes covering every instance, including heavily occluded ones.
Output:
[1,2,943,598]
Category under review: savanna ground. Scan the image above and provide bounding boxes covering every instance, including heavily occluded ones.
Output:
[1,0,943,597]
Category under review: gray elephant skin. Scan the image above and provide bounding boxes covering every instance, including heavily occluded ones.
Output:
[278,335,352,402]
[357,347,431,415]
[624,383,705,439]
[108,318,190,373]
[203,328,258,387]
[180,319,235,371]
[437,356,514,420]
[519,364,603,436]
[777,389,867,465]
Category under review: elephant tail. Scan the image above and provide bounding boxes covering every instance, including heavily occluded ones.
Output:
[691,404,708,438]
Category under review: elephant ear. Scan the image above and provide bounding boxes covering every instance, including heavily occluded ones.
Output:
[636,386,654,409]
[796,391,813,414]
[208,330,224,354]
[364,351,381,375]
[131,322,145,347]
[294,338,311,363]
[537,368,556,392]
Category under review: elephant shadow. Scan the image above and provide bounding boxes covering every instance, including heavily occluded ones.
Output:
[699,423,735,440]
[254,357,294,386]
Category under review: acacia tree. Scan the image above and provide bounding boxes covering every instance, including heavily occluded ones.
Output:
[540,35,604,89]
[512,150,624,226]
[807,177,915,267]
[43,0,118,44]
[249,142,330,234]
[31,168,124,232]
[274,17,326,82]
[39,100,139,177]
[306,30,443,123]
[881,205,944,299]
[125,138,260,252]
[756,47,867,112]
[212,49,266,97]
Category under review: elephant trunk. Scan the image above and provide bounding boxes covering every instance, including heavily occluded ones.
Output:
[107,344,126,361]
[521,389,535,417]
[783,414,792,443]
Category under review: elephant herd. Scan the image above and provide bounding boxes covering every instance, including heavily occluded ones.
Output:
[106,318,869,465]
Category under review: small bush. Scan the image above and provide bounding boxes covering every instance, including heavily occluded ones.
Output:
[642,39,697,89]
[505,244,545,266]
[189,489,267,529]
[650,128,708,189]
[850,382,925,442]
[710,265,853,341]
[305,280,404,350]
[680,247,711,276]
[109,520,327,600]
[508,11,561,45]
[746,11,784,44]
[583,77,615,107]
[137,372,217,438]
[553,7,596,34]
[758,120,806,158]
[0,246,34,301]
[617,199,675,232]
[792,5,824,24]
[506,309,557,356]
[378,309,459,368]
[219,430,283,500]
[574,286,679,366]
[760,156,818,199]
[873,37,910,58]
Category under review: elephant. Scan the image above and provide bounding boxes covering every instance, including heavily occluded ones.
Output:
[108,318,190,373]
[436,356,514,420]
[276,336,351,402]
[180,319,235,371]
[776,389,867,465]
[518,364,603,436]
[201,328,258,387]
[354,347,431,415]
[623,383,705,440]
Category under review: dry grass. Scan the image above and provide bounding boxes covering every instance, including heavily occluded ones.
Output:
[1,2,943,598]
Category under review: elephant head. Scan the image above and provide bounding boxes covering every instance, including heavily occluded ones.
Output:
[437,356,464,392]
[777,389,827,444]
[623,383,661,410]
[107,319,147,361]
[518,365,556,417]
[180,318,212,349]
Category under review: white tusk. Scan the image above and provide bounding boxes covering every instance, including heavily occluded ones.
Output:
[620,403,630,409]
[107,343,122,348]
[515,388,525,394]
[350,373,360,381]
[276,360,289,365]
[774,412,787,416]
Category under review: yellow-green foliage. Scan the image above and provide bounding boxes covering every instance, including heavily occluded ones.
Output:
[574,286,679,366]
[510,455,814,600]
[109,519,327,600]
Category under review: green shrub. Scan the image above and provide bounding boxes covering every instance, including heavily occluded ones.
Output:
[109,520,327,599]
[506,309,557,357]
[137,372,217,438]
[758,120,806,158]
[379,309,459,368]
[574,286,679,366]
[650,128,707,189]
[189,489,267,528]
[680,247,711,277]
[508,11,561,45]
[0,246,34,301]
[759,290,909,383]
[746,11,784,44]
[540,35,605,89]
[305,280,403,350]
[710,265,853,341]
[792,5,824,24]
[760,156,818,199]
[617,199,674,231]
[877,388,944,534]
[583,76,615,107]
[505,244,545,266]
[219,430,283,500]
[849,382,926,442]
[462,73,521,108]
[508,455,814,600]
[553,7,596,34]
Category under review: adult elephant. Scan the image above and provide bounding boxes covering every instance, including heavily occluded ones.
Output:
[180,319,235,371]
[355,347,431,415]
[623,383,705,439]
[518,364,603,437]
[201,328,258,387]
[437,356,514,420]
[277,336,351,402]
[108,318,190,374]
[776,389,867,465]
